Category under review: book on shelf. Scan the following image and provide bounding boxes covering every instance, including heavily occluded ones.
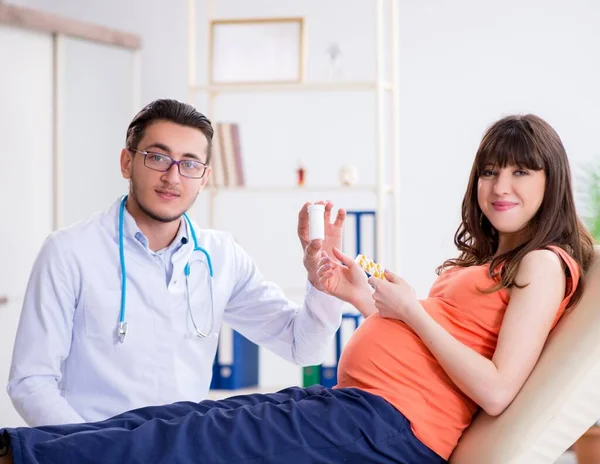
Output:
[208,122,245,188]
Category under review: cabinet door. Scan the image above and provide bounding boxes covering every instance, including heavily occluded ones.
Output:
[56,35,137,228]
[0,24,54,427]
[0,297,27,427]
[0,24,54,303]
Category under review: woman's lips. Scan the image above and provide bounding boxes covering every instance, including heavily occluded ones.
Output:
[492,201,517,211]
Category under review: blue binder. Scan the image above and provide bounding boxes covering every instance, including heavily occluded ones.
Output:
[345,210,377,258]
[210,325,259,390]
[319,313,362,388]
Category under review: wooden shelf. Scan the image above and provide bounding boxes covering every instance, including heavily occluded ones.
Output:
[0,3,141,50]
[206,185,393,194]
[192,81,393,94]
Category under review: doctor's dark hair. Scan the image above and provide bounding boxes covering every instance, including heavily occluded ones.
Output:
[438,114,595,308]
[125,99,214,164]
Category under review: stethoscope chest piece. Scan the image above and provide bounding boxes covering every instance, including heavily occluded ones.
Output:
[117,321,128,343]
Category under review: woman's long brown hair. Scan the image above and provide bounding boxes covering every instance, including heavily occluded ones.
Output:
[438,114,596,307]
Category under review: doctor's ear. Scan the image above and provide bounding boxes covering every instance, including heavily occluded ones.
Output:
[199,166,212,189]
[120,148,133,179]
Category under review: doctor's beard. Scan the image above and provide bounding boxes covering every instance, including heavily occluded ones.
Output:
[129,177,199,224]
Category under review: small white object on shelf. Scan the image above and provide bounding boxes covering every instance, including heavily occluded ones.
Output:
[326,43,343,80]
[339,164,359,186]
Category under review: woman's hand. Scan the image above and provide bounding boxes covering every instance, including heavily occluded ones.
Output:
[368,269,424,324]
[317,247,371,306]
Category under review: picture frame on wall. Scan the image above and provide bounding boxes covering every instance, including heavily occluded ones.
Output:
[209,17,305,84]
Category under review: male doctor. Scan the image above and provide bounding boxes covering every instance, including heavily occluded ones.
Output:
[7,99,346,426]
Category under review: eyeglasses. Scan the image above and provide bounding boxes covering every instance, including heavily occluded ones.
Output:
[129,149,208,179]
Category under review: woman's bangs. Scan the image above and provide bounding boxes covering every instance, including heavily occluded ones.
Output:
[477,128,545,173]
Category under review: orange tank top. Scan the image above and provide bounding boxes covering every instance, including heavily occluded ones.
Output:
[335,246,580,459]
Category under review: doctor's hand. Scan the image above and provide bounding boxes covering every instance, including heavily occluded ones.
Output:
[298,201,346,290]
[369,270,424,325]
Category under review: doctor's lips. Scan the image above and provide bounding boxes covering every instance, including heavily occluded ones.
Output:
[492,201,518,211]
[155,188,180,200]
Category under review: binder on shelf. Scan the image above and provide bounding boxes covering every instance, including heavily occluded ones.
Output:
[319,313,363,388]
[319,327,340,388]
[344,210,377,258]
[302,365,321,387]
[210,323,259,390]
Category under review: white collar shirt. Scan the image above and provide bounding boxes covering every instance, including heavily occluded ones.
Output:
[8,197,345,426]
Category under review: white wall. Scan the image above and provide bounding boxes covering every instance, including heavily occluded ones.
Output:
[397,0,600,298]
[8,0,189,105]
[4,0,600,391]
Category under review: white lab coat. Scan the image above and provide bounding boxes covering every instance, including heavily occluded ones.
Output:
[7,198,345,426]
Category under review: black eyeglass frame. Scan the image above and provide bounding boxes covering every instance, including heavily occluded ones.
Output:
[129,148,208,179]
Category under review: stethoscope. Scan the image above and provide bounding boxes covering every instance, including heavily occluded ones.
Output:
[117,195,215,343]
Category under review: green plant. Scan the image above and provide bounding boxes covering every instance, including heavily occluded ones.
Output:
[580,159,600,243]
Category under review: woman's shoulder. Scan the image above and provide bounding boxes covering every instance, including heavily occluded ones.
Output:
[535,245,579,280]
[517,249,565,275]
[517,245,581,303]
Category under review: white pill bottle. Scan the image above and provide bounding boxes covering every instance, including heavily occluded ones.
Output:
[307,203,326,240]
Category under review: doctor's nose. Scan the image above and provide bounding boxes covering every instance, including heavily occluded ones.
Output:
[162,163,181,184]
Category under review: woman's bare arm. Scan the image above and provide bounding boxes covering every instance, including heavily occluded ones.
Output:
[407,249,566,416]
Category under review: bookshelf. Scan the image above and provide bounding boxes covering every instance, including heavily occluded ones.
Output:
[187,6,399,389]
[186,0,400,270]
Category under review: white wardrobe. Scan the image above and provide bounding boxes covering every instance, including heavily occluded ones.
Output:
[0,4,139,426]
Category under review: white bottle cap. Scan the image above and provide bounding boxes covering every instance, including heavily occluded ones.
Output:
[307,203,326,241]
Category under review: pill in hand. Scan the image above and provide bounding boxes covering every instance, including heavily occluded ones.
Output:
[355,254,386,280]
